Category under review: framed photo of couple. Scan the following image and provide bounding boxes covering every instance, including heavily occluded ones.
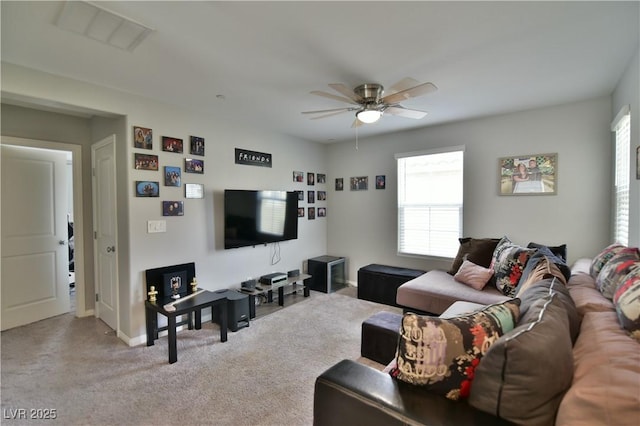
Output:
[499,153,557,196]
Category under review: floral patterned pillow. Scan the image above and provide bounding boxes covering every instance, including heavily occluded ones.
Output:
[490,237,536,297]
[596,247,640,299]
[613,266,640,342]
[389,299,521,401]
[590,243,625,278]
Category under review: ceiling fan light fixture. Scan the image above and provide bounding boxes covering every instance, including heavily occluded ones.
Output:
[356,108,382,124]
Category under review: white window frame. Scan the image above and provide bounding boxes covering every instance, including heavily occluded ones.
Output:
[612,105,631,246]
[395,146,465,259]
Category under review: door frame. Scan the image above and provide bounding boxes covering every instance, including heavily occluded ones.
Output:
[0,136,88,317]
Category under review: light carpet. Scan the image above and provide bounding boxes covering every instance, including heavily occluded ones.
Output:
[1,288,399,425]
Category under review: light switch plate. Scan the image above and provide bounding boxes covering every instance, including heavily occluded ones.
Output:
[147,220,166,233]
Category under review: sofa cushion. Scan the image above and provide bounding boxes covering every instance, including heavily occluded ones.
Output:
[613,266,640,341]
[454,260,494,291]
[469,293,573,425]
[396,270,509,315]
[567,268,615,317]
[389,299,520,401]
[590,243,625,278]
[448,237,500,275]
[595,247,640,299]
[490,236,536,297]
[518,277,580,344]
[555,310,640,426]
[527,241,567,262]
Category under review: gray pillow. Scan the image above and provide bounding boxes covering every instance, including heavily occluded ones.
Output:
[468,294,573,425]
[518,277,580,344]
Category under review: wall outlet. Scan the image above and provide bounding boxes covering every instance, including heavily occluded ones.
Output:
[147,220,166,233]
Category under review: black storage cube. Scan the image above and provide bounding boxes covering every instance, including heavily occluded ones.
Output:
[361,311,403,365]
[357,264,426,307]
[212,290,250,332]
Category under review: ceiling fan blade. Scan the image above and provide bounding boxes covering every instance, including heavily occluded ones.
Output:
[329,83,363,103]
[310,90,359,105]
[384,106,428,119]
[302,107,354,120]
[387,77,421,95]
[382,82,438,104]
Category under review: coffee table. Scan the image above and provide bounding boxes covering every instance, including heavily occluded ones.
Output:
[145,290,228,364]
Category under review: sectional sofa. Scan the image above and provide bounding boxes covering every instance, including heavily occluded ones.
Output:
[314,239,640,426]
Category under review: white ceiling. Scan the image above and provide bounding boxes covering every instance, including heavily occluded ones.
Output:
[2,1,639,143]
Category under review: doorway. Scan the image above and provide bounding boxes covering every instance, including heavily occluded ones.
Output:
[0,136,87,329]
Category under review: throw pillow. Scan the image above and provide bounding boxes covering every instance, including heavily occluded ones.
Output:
[613,266,640,342]
[527,242,568,262]
[389,299,520,401]
[595,247,640,299]
[454,260,494,291]
[517,276,580,344]
[590,243,625,278]
[490,236,536,297]
[448,237,501,275]
[468,294,574,425]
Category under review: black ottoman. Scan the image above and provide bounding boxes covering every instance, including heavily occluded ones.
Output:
[357,264,426,307]
[361,311,403,365]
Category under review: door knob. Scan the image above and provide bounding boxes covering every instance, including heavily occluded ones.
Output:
[106,246,116,253]
[59,240,67,245]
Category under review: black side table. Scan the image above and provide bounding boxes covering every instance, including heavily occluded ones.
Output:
[145,290,228,364]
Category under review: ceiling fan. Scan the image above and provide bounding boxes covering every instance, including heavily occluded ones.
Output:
[302,77,437,126]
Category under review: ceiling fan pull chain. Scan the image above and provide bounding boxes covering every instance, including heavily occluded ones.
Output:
[355,123,359,151]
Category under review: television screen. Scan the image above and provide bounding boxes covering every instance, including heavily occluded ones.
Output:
[224,190,299,249]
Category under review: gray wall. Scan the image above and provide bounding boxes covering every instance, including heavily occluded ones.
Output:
[327,96,613,281]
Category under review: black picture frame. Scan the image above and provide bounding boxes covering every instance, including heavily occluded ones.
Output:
[190,136,205,156]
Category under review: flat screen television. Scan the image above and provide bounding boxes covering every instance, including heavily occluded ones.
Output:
[224,189,299,249]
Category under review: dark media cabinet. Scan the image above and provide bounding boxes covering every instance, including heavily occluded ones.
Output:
[305,256,346,293]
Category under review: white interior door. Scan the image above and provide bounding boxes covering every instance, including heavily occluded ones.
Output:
[92,135,118,332]
[1,145,70,330]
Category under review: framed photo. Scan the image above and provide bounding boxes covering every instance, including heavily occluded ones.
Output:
[376,175,386,189]
[185,158,204,174]
[335,178,344,191]
[318,207,326,217]
[164,166,181,187]
[297,207,305,218]
[499,153,557,195]
[296,190,304,201]
[350,176,368,191]
[185,183,204,199]
[308,207,315,220]
[293,171,304,182]
[317,173,326,184]
[133,126,153,150]
[190,136,205,156]
[134,153,158,171]
[162,201,184,216]
[307,172,315,186]
[135,181,159,197]
[317,191,326,201]
[162,136,183,153]
[308,190,315,204]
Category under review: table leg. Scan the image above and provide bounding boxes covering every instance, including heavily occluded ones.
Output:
[248,294,256,319]
[278,286,285,306]
[303,284,310,297]
[168,315,177,364]
[145,306,155,346]
[194,309,202,330]
[219,301,228,342]
[188,312,194,330]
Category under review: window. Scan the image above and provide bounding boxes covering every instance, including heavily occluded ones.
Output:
[396,147,464,258]
[612,106,630,246]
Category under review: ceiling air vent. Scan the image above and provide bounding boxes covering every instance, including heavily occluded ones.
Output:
[56,1,153,52]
